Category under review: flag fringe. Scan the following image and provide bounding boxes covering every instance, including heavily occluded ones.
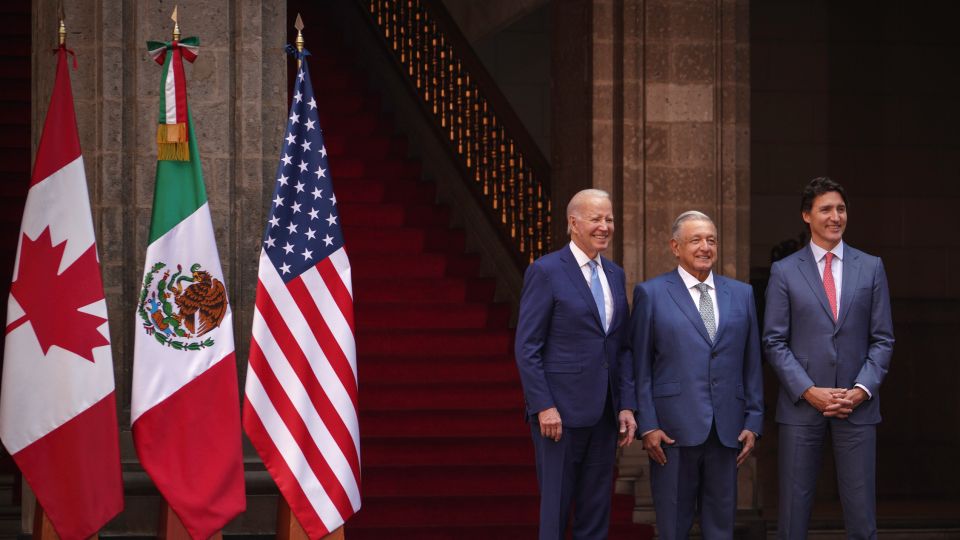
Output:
[156,123,190,161]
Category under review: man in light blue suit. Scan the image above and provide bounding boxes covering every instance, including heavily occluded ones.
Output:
[763,177,894,540]
[515,189,637,540]
[629,210,764,539]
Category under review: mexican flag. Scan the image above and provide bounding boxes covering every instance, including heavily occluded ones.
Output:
[131,37,245,540]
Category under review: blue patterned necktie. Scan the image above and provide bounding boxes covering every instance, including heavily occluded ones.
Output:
[694,282,716,342]
[588,260,607,332]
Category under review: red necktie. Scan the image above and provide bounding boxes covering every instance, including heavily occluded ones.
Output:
[823,252,838,320]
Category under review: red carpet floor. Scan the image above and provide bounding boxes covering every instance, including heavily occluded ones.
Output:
[306,9,653,539]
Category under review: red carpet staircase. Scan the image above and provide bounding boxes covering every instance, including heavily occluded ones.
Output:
[307,13,653,540]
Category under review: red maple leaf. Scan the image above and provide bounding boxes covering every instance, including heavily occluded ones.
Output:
[8,228,109,362]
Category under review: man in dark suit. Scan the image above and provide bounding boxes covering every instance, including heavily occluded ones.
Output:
[515,188,637,540]
[629,210,764,539]
[763,177,894,539]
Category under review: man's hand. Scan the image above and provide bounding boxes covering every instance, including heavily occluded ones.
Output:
[803,387,853,417]
[736,430,756,467]
[641,429,675,466]
[846,387,869,408]
[829,387,868,419]
[537,407,562,442]
[618,409,637,448]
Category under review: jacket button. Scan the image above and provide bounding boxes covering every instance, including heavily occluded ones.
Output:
[711,351,718,359]
[602,362,609,369]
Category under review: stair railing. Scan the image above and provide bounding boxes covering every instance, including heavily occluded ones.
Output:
[361,0,552,265]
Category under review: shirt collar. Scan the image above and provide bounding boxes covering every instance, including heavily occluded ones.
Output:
[809,240,844,262]
[677,265,715,290]
[569,241,602,269]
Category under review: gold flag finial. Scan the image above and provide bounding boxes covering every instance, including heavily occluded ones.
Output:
[172,5,181,41]
[295,14,305,51]
[57,1,65,46]
[295,14,305,68]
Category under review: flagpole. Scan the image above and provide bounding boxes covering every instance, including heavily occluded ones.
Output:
[32,7,68,538]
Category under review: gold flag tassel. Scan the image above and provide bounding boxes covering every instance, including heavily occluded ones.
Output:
[156,123,189,161]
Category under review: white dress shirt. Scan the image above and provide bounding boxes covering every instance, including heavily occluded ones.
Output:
[569,242,613,331]
[677,265,719,327]
[809,240,843,314]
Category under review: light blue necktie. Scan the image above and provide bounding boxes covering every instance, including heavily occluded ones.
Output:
[588,260,607,332]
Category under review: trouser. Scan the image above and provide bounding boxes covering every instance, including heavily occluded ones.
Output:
[777,421,877,540]
[650,422,738,540]
[530,392,616,540]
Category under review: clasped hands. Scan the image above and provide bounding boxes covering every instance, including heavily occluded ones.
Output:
[537,407,638,448]
[802,386,868,419]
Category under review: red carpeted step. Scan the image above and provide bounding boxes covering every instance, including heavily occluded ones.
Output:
[356,329,512,357]
[335,177,434,204]
[352,277,496,303]
[332,157,423,180]
[362,410,524,438]
[325,135,398,160]
[358,355,518,384]
[359,381,523,410]
[340,202,450,228]
[348,495,539,528]
[362,464,538,497]
[350,253,480,279]
[360,436,532,467]
[346,227,465,255]
[355,302,509,329]
[345,524,541,540]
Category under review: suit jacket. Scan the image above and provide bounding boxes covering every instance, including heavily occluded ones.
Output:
[763,244,894,425]
[514,245,634,428]
[627,270,764,449]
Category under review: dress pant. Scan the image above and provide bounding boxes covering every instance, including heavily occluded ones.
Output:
[650,422,738,540]
[778,421,877,540]
[530,392,616,540]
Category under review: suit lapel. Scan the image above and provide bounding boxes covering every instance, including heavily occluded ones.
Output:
[602,260,620,333]
[836,246,861,331]
[560,246,604,330]
[712,277,731,344]
[796,246,836,323]
[665,270,713,345]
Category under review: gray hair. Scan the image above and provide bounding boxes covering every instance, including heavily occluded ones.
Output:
[566,189,611,234]
[671,210,715,240]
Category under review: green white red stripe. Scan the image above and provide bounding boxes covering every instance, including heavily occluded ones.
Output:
[147,37,198,126]
[132,37,245,540]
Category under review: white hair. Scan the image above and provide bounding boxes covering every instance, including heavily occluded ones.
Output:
[566,189,611,234]
[671,210,715,240]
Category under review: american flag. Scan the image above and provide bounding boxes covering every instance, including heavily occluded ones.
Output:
[243,48,361,537]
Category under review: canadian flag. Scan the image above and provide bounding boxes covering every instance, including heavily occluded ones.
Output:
[0,47,123,540]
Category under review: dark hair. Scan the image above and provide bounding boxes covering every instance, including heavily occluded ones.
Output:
[800,176,848,213]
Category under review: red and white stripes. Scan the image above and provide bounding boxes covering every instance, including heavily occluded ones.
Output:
[244,247,360,537]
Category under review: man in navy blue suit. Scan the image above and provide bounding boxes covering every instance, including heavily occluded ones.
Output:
[515,189,637,540]
[763,177,894,539]
[629,210,764,539]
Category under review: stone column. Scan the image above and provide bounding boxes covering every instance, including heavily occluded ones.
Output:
[31,0,285,532]
[552,0,754,526]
